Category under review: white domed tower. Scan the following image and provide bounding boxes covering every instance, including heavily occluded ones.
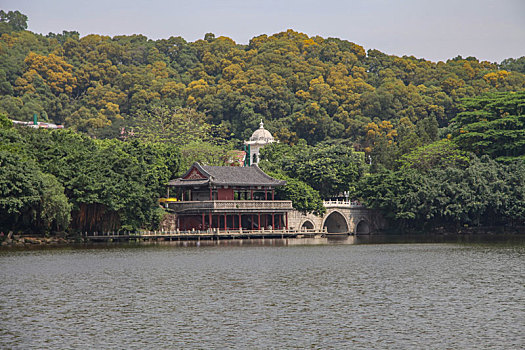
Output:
[244,120,275,165]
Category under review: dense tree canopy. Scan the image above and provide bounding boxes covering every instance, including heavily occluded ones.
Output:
[258,141,366,213]
[260,141,366,197]
[451,91,525,161]
[0,10,27,33]
[0,151,70,233]
[353,90,525,232]
[0,14,523,155]
[0,119,181,233]
[356,156,525,231]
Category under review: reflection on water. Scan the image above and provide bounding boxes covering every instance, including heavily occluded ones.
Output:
[1,235,524,349]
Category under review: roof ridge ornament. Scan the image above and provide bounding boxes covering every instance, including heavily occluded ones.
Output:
[259,119,264,129]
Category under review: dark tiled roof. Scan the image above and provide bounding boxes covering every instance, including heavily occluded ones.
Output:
[167,179,209,186]
[202,164,286,186]
[168,163,286,187]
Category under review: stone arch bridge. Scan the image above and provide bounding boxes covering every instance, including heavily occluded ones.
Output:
[288,200,386,235]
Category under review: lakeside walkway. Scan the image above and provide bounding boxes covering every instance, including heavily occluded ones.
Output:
[85,228,330,242]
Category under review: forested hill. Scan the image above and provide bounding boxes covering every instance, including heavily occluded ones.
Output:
[2,10,525,234]
[1,10,525,149]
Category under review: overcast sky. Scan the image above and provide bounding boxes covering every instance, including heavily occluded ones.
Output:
[2,0,524,63]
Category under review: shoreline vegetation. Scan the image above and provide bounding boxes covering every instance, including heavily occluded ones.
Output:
[1,10,525,238]
[2,230,524,249]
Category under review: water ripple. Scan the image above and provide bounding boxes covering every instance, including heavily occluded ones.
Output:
[0,240,524,349]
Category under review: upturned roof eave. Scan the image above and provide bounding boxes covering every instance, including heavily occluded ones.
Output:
[167,179,210,186]
[180,162,211,179]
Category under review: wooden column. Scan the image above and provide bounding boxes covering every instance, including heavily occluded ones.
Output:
[202,213,205,230]
[285,212,288,230]
[209,187,212,200]
[238,214,242,230]
[209,212,212,229]
[258,214,261,230]
[272,189,275,200]
[265,188,268,200]
[272,214,275,230]
[251,189,253,200]
[224,214,227,231]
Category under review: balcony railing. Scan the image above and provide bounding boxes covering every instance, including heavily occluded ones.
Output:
[168,200,293,213]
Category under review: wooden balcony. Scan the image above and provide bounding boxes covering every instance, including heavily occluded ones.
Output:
[167,200,293,214]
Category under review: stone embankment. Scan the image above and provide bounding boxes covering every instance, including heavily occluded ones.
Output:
[0,232,77,247]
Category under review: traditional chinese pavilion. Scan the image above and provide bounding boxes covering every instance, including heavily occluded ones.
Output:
[166,163,293,231]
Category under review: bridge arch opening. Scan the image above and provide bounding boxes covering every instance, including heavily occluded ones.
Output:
[301,220,314,231]
[355,220,370,235]
[323,211,349,234]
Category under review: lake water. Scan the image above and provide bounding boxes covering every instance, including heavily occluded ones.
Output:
[1,236,524,349]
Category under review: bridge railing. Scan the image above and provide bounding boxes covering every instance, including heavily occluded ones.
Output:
[323,199,364,208]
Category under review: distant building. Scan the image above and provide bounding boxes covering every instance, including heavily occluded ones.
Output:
[165,162,292,231]
[224,150,247,167]
[12,120,63,129]
[244,120,275,165]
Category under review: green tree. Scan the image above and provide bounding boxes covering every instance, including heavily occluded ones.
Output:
[398,139,471,171]
[132,106,216,146]
[260,141,366,198]
[0,112,12,129]
[356,156,525,231]
[0,151,71,233]
[0,151,42,231]
[451,91,525,161]
[15,128,180,232]
[38,173,72,232]
[178,141,232,175]
[271,173,325,215]
[500,57,525,74]
[293,143,364,197]
[0,10,28,32]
